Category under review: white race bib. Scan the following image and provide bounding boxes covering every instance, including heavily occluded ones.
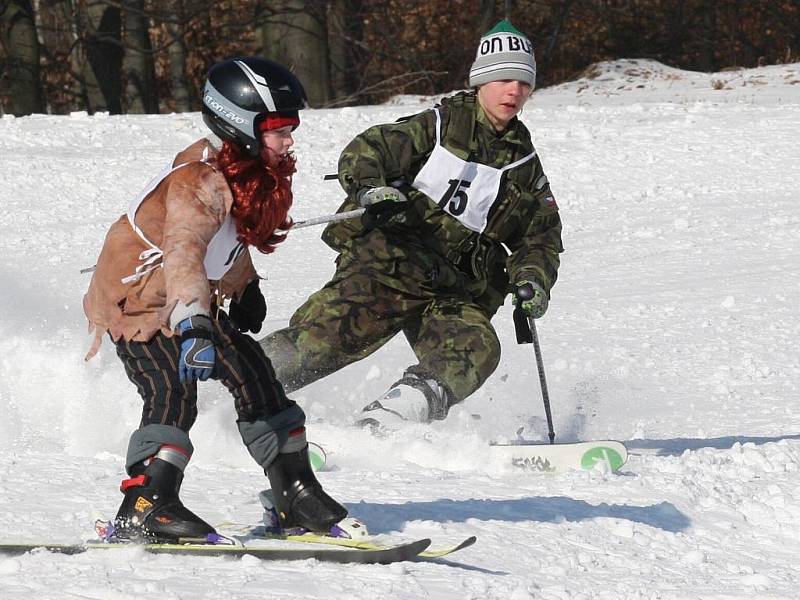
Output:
[123,151,243,283]
[411,109,535,233]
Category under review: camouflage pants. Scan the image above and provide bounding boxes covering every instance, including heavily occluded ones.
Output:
[260,257,501,412]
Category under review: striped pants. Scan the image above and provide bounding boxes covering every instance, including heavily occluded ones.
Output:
[115,311,293,432]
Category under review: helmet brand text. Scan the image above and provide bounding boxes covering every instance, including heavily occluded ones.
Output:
[204,93,248,124]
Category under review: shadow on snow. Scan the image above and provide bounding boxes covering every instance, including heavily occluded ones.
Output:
[625,433,800,456]
[346,496,689,535]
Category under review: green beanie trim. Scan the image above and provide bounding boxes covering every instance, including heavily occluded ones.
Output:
[483,19,526,38]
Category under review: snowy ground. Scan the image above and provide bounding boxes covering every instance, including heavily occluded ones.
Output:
[1,59,799,599]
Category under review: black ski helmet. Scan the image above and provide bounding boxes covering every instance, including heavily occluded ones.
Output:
[201,57,307,156]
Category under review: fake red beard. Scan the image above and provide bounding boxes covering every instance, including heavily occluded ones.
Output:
[215,141,295,254]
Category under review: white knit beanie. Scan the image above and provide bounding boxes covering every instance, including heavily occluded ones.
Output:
[468,19,536,88]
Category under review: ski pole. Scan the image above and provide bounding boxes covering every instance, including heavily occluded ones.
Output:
[292,207,365,230]
[529,316,555,444]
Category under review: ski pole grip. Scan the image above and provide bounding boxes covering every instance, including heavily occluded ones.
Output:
[513,305,533,344]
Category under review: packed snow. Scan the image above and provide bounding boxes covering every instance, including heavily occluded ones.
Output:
[1,59,799,599]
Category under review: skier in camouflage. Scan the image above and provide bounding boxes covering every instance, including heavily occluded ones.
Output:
[261,20,564,428]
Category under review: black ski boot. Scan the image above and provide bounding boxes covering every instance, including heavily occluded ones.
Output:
[114,447,215,543]
[266,445,348,532]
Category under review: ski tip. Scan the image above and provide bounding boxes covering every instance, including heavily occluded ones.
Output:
[341,537,432,564]
[412,538,433,552]
[417,535,478,559]
[308,442,327,472]
[443,535,477,553]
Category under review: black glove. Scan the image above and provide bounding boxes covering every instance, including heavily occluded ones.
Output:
[358,186,408,230]
[229,279,267,334]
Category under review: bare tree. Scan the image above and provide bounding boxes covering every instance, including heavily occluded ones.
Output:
[0,0,45,115]
[162,0,191,111]
[257,0,332,106]
[36,0,77,113]
[122,0,158,113]
[535,0,575,86]
[6,0,800,117]
[505,0,515,19]
[327,0,363,102]
[83,1,123,113]
[478,0,497,33]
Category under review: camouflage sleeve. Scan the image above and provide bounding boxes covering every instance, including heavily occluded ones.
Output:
[337,110,437,196]
[505,155,564,294]
[322,110,437,252]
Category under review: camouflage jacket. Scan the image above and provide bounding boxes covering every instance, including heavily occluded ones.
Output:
[323,92,563,313]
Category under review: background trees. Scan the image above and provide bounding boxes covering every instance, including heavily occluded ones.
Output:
[1,0,798,116]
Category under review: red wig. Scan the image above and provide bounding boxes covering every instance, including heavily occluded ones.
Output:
[215,141,295,254]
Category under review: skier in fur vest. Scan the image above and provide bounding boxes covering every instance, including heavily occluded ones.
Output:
[260,21,564,430]
[83,57,346,542]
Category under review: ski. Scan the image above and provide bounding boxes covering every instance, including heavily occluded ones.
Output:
[0,537,431,564]
[257,529,476,559]
[227,492,477,560]
[309,436,626,475]
[307,441,327,471]
[217,515,475,560]
[490,440,628,473]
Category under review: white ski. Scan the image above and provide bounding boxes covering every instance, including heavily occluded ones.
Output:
[489,440,628,473]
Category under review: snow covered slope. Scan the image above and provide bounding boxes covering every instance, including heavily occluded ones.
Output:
[0,60,799,599]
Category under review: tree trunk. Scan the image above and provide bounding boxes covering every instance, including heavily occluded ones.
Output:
[165,0,190,112]
[326,0,362,103]
[257,0,331,107]
[503,0,514,20]
[696,2,717,71]
[84,1,123,113]
[478,0,495,33]
[35,0,75,113]
[538,0,575,87]
[326,0,347,101]
[71,1,104,113]
[122,0,158,113]
[0,0,45,115]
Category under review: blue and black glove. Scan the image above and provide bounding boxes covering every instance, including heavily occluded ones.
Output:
[513,280,549,319]
[358,186,408,230]
[229,279,267,334]
[176,315,216,383]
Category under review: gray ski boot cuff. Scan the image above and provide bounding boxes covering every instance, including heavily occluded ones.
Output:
[237,403,306,469]
[394,370,455,421]
[125,424,194,474]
